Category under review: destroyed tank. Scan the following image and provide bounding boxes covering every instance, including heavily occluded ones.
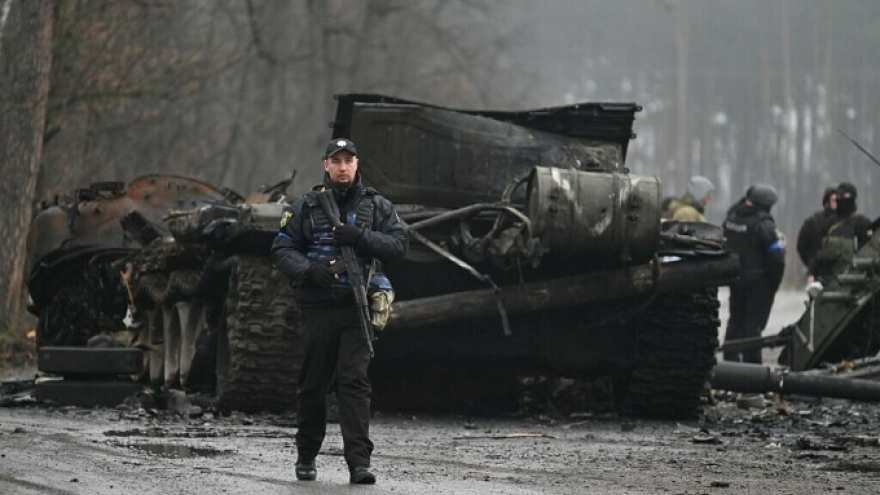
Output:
[26,174,301,412]
[26,94,739,419]
[327,94,738,418]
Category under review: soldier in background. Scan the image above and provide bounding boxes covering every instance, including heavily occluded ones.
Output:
[797,187,837,278]
[810,182,872,282]
[722,184,786,364]
[666,175,715,222]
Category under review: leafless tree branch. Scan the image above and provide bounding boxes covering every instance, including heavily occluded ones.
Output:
[0,0,14,54]
[245,0,278,66]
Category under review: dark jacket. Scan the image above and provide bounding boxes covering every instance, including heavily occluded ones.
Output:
[796,207,836,268]
[723,202,785,286]
[271,173,409,306]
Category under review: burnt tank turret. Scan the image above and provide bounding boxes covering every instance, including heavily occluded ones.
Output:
[26,175,233,348]
[26,175,301,412]
[328,94,738,418]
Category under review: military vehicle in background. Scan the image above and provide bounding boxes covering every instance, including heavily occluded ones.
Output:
[26,93,740,419]
[718,217,880,376]
[777,228,880,371]
[720,226,880,372]
[712,229,880,402]
[26,174,300,412]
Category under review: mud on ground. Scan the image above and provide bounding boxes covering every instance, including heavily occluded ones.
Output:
[1,378,879,495]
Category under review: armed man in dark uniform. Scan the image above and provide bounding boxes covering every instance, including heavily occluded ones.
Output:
[271,138,409,484]
[796,187,837,279]
[722,184,786,364]
[809,182,872,282]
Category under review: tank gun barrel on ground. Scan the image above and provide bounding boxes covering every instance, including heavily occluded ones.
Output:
[712,361,880,402]
[389,254,739,330]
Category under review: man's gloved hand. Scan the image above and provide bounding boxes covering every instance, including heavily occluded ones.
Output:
[308,262,335,288]
[333,225,362,246]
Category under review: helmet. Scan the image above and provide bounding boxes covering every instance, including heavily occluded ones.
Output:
[747,184,778,209]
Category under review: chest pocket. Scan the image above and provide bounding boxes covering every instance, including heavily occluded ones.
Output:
[817,236,856,262]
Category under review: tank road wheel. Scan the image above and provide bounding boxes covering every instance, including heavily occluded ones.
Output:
[137,308,165,388]
[216,255,302,413]
[618,289,720,419]
[137,300,210,391]
[156,301,207,389]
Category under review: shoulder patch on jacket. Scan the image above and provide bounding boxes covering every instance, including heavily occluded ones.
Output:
[280,210,293,228]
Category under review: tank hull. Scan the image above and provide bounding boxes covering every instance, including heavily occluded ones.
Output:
[329,94,735,418]
[26,94,736,419]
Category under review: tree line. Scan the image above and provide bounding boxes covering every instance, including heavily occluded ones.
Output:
[3,0,880,333]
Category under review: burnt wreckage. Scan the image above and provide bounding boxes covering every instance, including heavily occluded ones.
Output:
[26,94,739,419]
[715,219,880,399]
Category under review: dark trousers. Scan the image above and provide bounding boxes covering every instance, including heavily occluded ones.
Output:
[295,304,373,470]
[724,278,779,364]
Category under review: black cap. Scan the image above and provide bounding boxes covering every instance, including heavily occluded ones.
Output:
[837,182,857,200]
[324,138,357,158]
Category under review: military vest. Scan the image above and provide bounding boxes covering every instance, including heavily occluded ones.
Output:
[302,189,392,290]
[723,209,772,277]
[815,219,860,277]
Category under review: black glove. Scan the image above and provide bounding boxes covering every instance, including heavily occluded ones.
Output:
[333,224,362,246]
[307,263,335,288]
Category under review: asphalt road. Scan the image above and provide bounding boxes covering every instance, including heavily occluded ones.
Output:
[1,290,877,494]
[1,396,879,495]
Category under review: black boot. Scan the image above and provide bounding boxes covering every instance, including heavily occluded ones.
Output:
[295,458,317,481]
[349,465,376,484]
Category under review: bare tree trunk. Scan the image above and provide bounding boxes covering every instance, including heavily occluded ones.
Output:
[700,72,714,180]
[0,0,14,52]
[760,10,774,176]
[779,0,792,185]
[673,0,689,184]
[858,38,874,216]
[0,0,53,332]
[821,8,837,177]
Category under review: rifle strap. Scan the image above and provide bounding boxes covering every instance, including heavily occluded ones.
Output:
[315,188,380,285]
[307,186,375,231]
[315,188,343,227]
[826,219,846,236]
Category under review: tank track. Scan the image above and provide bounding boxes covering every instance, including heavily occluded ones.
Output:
[619,288,719,419]
[217,255,302,413]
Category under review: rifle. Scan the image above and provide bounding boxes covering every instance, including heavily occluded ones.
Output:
[316,190,375,357]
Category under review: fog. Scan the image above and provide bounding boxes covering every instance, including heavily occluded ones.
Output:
[16,0,880,287]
